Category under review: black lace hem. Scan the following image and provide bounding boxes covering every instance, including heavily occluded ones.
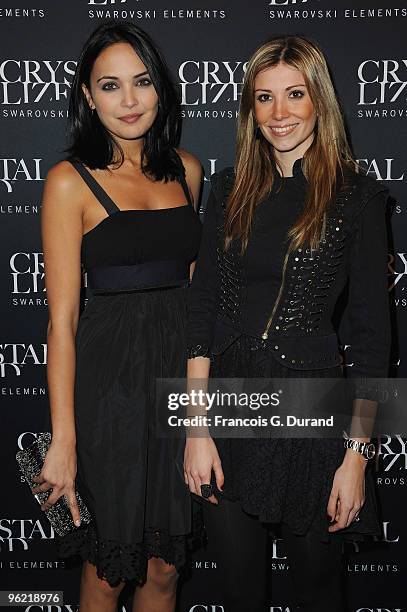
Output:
[56,518,205,587]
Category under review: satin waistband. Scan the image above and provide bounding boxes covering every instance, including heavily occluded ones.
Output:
[87,259,190,294]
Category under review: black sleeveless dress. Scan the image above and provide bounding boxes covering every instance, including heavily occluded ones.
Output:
[56,156,202,586]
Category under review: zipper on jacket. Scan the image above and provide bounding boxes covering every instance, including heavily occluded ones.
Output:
[261,248,290,340]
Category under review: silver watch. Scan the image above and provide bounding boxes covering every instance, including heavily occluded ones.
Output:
[343,438,376,460]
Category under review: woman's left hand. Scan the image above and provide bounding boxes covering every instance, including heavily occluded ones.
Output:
[327,450,367,532]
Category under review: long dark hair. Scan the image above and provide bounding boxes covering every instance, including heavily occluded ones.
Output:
[67,21,182,181]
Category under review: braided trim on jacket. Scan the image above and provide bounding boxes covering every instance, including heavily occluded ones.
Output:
[212,168,244,331]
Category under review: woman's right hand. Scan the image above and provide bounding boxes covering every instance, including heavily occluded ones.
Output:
[184,437,224,505]
[31,441,81,526]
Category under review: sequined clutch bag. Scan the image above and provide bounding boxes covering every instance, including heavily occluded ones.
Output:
[16,432,92,537]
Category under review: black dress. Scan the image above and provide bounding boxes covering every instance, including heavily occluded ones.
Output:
[56,155,202,586]
[188,159,387,542]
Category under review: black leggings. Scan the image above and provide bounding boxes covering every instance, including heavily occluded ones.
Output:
[202,496,346,612]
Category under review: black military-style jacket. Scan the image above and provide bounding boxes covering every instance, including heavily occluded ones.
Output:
[187,164,391,380]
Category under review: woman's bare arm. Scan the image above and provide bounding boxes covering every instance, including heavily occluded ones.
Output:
[42,161,83,443]
[184,354,223,505]
[32,161,84,524]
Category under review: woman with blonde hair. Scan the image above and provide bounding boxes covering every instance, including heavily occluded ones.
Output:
[185,35,390,610]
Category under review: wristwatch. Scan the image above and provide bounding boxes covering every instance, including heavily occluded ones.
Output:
[343,438,376,460]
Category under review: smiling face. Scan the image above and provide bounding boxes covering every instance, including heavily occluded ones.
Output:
[254,62,317,172]
[82,41,159,144]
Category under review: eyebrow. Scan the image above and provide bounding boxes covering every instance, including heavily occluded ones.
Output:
[254,84,306,92]
[96,70,149,83]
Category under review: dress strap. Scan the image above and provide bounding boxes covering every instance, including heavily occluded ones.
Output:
[68,158,120,215]
[172,151,193,207]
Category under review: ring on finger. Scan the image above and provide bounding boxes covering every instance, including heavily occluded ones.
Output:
[200,484,213,499]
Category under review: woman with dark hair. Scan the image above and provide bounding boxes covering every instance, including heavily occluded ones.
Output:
[185,35,390,611]
[35,21,202,611]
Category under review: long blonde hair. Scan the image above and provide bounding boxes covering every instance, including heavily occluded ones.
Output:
[225,35,355,252]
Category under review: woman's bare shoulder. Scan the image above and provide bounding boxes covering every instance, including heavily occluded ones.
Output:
[176,148,203,177]
[45,160,82,191]
[43,160,87,213]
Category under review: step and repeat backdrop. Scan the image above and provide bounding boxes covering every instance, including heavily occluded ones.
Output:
[1,0,406,610]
